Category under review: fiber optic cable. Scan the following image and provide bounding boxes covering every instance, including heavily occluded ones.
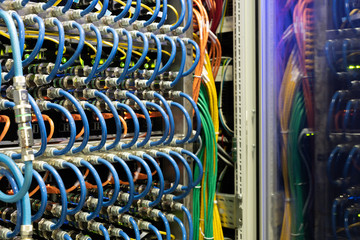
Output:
[143,0,160,27]
[42,0,58,10]
[170,38,186,87]
[170,0,185,30]
[22,15,44,68]
[115,29,132,84]
[146,101,169,146]
[62,0,73,13]
[158,211,171,240]
[114,0,131,21]
[155,151,180,194]
[153,92,174,145]
[127,31,148,74]
[170,101,192,144]
[146,33,162,86]
[142,153,164,207]
[158,35,176,74]
[28,169,47,222]
[81,0,99,16]
[84,24,102,84]
[97,0,109,19]
[148,224,162,240]
[179,92,201,143]
[181,149,203,187]
[157,0,167,28]
[97,157,120,207]
[182,0,192,32]
[127,154,152,200]
[182,39,200,77]
[97,27,118,72]
[173,216,186,240]
[99,224,110,240]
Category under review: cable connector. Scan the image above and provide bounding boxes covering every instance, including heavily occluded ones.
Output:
[102,16,115,25]
[117,18,131,27]
[99,26,109,34]
[44,18,56,27]
[44,147,56,157]
[69,9,82,20]
[86,13,99,22]
[16,163,25,173]
[31,3,46,14]
[115,90,127,99]
[118,152,131,160]
[82,23,92,32]
[133,20,146,30]
[33,161,46,171]
[159,25,172,34]
[38,219,54,231]
[51,229,67,240]
[33,74,48,86]
[138,220,150,230]
[22,14,37,25]
[51,203,62,218]
[0,99,11,110]
[0,227,10,239]
[146,23,158,32]
[88,221,102,233]
[63,21,75,31]
[85,155,100,164]
[49,6,64,17]
[118,192,130,202]
[174,27,184,35]
[107,205,122,215]
[48,158,66,168]
[165,213,175,222]
[75,211,90,222]
[65,157,83,167]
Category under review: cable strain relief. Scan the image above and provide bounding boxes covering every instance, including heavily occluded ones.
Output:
[44,147,56,157]
[159,25,172,34]
[66,157,83,167]
[33,160,46,171]
[4,151,17,159]
[48,158,66,168]
[63,21,75,30]
[172,202,183,211]
[16,163,25,173]
[44,17,56,27]
[165,213,175,222]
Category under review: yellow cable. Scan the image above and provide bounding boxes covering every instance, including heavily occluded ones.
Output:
[113,0,133,18]
[53,0,62,6]
[96,1,103,13]
[153,4,179,26]
[158,231,175,240]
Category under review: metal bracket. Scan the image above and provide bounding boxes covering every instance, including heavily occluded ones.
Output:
[216,193,242,229]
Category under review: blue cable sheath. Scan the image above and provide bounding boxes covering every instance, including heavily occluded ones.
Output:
[113,156,134,213]
[182,39,200,77]
[333,0,340,29]
[332,198,339,239]
[342,39,350,71]
[170,0,185,30]
[119,231,131,240]
[154,92,174,145]
[345,0,354,29]
[125,92,152,147]
[146,34,162,86]
[158,211,171,240]
[143,0,160,27]
[327,146,341,186]
[60,22,85,70]
[30,169,47,222]
[344,209,351,239]
[158,36,176,74]
[327,91,341,136]
[115,102,139,148]
[47,102,76,155]
[85,102,107,151]
[129,217,140,240]
[46,19,65,82]
[97,0,109,19]
[99,224,110,240]
[148,224,162,240]
[180,92,201,143]
[147,101,169,146]
[29,95,47,157]
[64,234,73,240]
[95,91,122,150]
[181,149,203,187]
[59,90,90,153]
[170,102,192,144]
[127,32,148,73]
[0,169,22,238]
[181,205,193,240]
[143,153,164,207]
[173,216,187,240]
[342,146,360,181]
[128,155,152,200]
[21,0,30,6]
[81,0,99,16]
[114,0,132,21]
[22,16,45,67]
[156,152,180,194]
[116,29,132,83]
[182,0,193,32]
[170,151,193,200]
[98,158,120,207]
[343,100,354,133]
[170,38,186,87]
[97,27,119,72]
[42,0,57,10]
[4,101,15,108]
[43,163,67,230]
[80,160,103,220]
[129,0,141,24]
[157,0,167,28]
[62,0,74,13]
[84,25,103,84]
[62,162,87,215]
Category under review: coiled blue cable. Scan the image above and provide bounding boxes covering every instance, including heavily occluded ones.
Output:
[181,205,193,240]
[46,18,65,82]
[30,169,47,222]
[327,91,342,136]
[146,101,169,146]
[129,217,140,240]
[62,0,74,13]
[99,224,110,240]
[146,34,162,86]
[327,146,342,186]
[98,158,120,207]
[47,102,76,155]
[148,224,162,240]
[42,0,58,10]
[333,0,340,29]
[181,149,203,187]
[180,92,201,143]
[81,0,99,16]
[170,0,185,30]
[170,102,192,144]
[94,91,122,150]
[157,0,167,28]
[158,36,176,74]
[114,102,139,148]
[80,160,103,220]
[43,163,67,230]
[344,209,352,239]
[158,211,171,240]
[85,102,107,151]
[182,0,192,32]
[97,27,119,72]
[59,89,90,153]
[97,0,109,19]
[60,22,85,71]
[129,0,141,24]
[156,152,180,194]
[143,0,160,27]
[119,231,131,240]
[116,29,132,84]
[173,216,186,240]
[114,0,132,21]
[325,41,337,74]
[342,146,360,183]
[128,155,152,200]
[345,0,354,28]
[343,100,356,133]
[84,25,102,84]
[182,39,200,77]
[127,32,148,74]
[170,150,193,200]
[142,153,164,207]
[62,161,87,215]
[331,198,339,239]
[153,92,175,145]
[170,38,186,87]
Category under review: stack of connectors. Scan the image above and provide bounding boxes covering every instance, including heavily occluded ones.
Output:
[0,0,201,239]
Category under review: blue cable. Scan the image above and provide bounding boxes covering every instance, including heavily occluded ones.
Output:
[158,211,171,240]
[113,156,134,213]
[119,230,131,240]
[170,38,186,87]
[116,29,132,84]
[146,34,162,86]
[97,0,109,19]
[85,102,107,151]
[0,168,21,238]
[173,216,186,240]
[157,0,167,28]
[327,146,342,186]
[170,102,192,144]
[327,91,341,136]
[30,169,47,222]
[343,100,355,133]
[59,90,90,153]
[62,0,73,13]
[342,39,350,72]
[146,101,169,146]
[181,205,193,240]
[84,25,102,84]
[46,102,76,155]
[64,234,73,240]
[156,152,180,194]
[42,0,57,10]
[127,32,148,74]
[43,163,67,230]
[333,0,340,29]
[4,101,15,108]
[81,0,99,16]
[182,0,193,32]
[154,92,175,145]
[128,155,152,200]
[345,0,355,29]
[342,146,360,182]
[181,149,203,187]
[158,36,176,74]
[170,0,185,30]
[29,95,47,157]
[344,209,352,239]
[80,160,103,220]
[170,150,193,200]
[60,22,85,71]
[98,158,120,207]
[114,0,132,21]
[62,161,87,215]
[97,27,119,72]
[125,92,152,147]
[148,224,162,240]
[325,41,338,74]
[143,153,164,207]
[115,102,139,148]
[94,91,122,150]
[21,0,30,6]
[143,0,160,27]
[332,198,339,239]
[351,100,360,128]
[99,224,110,240]
[129,217,140,240]
[182,39,200,77]
[129,0,141,24]
[180,92,201,143]
[46,19,65,82]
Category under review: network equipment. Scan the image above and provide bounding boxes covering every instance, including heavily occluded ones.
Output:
[0,0,210,239]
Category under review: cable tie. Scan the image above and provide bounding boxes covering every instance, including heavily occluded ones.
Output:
[194,75,202,78]
[194,185,201,189]
[215,132,220,135]
[280,130,289,134]
[200,227,214,239]
[295,182,307,186]
[285,198,292,202]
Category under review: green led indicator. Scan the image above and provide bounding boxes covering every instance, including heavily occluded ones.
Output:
[120,62,125,68]
[100,59,104,65]
[348,65,360,69]
[61,57,67,63]
[144,63,149,69]
[91,59,95,65]
[150,63,155,68]
[131,61,134,67]
[24,54,30,59]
